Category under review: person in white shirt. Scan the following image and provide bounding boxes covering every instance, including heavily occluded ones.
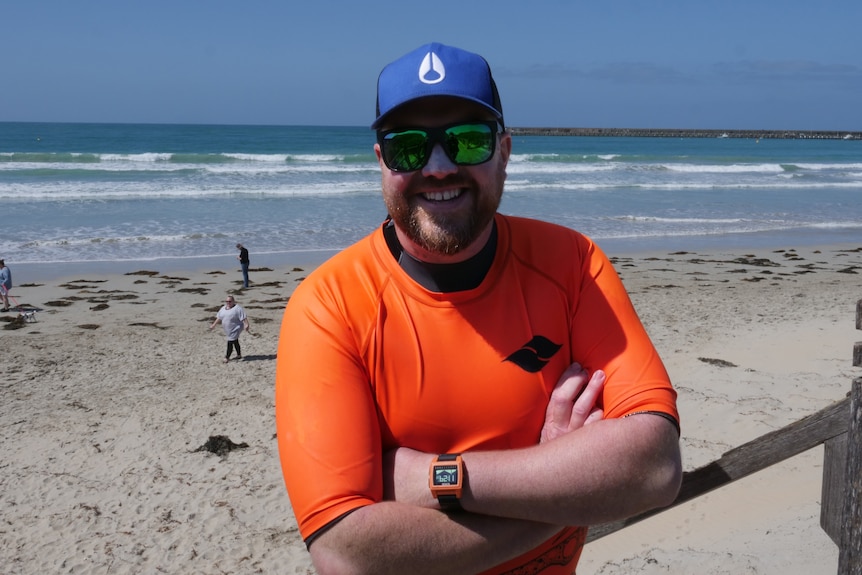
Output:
[209,295,251,363]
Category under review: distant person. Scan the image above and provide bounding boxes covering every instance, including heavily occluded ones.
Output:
[209,295,251,363]
[0,259,11,312]
[275,42,681,574]
[236,243,250,288]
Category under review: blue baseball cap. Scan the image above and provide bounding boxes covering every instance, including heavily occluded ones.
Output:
[372,43,504,129]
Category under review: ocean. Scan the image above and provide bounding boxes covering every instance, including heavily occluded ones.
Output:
[2,122,861,279]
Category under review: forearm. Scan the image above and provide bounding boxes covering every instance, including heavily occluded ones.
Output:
[309,501,561,575]
[389,414,680,528]
[464,414,681,525]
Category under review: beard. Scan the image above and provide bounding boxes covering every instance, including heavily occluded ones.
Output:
[385,175,502,255]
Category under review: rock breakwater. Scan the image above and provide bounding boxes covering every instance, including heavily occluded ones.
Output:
[510,127,861,140]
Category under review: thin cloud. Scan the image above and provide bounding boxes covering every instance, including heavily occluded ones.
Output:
[583,62,691,85]
[496,63,580,80]
[710,59,862,86]
[500,62,695,85]
[501,59,862,90]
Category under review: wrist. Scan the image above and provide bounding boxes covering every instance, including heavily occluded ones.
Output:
[429,453,464,511]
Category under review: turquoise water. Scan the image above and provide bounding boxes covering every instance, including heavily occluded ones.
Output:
[2,122,861,274]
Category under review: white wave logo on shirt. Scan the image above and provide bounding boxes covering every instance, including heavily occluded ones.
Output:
[418,51,445,84]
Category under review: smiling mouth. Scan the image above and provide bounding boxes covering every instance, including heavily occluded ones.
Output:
[422,189,463,202]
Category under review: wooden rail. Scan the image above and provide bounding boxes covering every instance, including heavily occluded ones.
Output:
[586,300,862,574]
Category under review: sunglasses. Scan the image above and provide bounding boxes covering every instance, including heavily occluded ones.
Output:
[377,121,501,172]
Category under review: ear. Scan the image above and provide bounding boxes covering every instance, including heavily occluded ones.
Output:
[498,131,512,166]
[374,143,386,168]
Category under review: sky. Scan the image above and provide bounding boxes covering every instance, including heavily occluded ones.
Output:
[2,1,861,130]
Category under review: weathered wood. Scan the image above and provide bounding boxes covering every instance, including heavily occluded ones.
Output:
[822,432,848,545]
[855,300,862,367]
[838,379,862,574]
[587,396,851,542]
[586,304,861,568]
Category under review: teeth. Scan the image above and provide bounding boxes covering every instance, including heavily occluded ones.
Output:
[422,189,462,201]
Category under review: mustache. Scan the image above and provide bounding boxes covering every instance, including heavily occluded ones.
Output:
[409,175,473,192]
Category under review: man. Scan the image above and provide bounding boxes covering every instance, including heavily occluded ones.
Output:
[0,259,11,312]
[276,43,681,574]
[209,295,250,363]
[236,243,250,288]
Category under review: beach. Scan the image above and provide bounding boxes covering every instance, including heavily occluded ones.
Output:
[2,243,860,574]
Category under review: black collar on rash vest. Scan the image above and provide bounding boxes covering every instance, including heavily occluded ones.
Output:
[382,219,497,293]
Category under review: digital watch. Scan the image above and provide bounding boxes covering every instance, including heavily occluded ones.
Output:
[429,453,463,511]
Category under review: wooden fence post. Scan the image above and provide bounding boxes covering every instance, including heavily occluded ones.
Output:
[854,300,862,368]
[826,299,862,554]
[838,299,862,574]
[823,432,849,544]
[838,377,862,574]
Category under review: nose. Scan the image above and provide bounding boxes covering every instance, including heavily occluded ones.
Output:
[422,143,458,178]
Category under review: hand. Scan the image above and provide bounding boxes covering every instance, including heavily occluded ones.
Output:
[540,363,604,443]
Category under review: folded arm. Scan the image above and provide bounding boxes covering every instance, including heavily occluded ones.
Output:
[307,365,681,575]
[309,502,562,575]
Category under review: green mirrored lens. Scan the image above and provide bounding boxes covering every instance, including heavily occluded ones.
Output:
[445,123,494,165]
[383,130,429,171]
[380,122,498,172]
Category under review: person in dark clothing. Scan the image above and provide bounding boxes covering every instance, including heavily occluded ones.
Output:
[0,259,12,312]
[236,243,250,288]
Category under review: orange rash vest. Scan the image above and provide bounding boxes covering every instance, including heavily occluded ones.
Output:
[276,213,679,574]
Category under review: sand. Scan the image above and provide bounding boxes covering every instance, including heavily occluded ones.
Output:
[1,244,860,574]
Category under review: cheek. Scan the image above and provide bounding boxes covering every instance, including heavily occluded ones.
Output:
[380,175,406,214]
[381,171,412,199]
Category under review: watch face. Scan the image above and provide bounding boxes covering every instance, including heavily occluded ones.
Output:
[432,464,459,487]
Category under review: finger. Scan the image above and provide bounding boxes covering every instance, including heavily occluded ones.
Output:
[545,364,589,424]
[570,370,605,424]
[549,363,587,402]
[584,408,604,426]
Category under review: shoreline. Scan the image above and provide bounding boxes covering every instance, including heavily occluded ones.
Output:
[2,243,861,573]
[9,248,341,284]
[10,236,862,285]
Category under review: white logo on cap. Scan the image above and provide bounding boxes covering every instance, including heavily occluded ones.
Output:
[418,51,445,85]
